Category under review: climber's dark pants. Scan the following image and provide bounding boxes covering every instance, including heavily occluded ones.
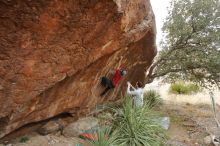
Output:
[100,77,114,96]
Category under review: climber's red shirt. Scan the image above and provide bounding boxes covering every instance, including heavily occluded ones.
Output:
[111,69,122,87]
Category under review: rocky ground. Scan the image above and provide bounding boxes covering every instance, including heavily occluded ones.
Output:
[1,135,90,146]
[0,116,91,146]
[157,102,220,146]
[0,98,219,146]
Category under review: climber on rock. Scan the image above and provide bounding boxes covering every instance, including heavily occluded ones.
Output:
[100,57,127,97]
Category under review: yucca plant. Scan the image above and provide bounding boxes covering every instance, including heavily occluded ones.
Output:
[109,97,167,146]
[144,90,162,108]
[88,126,114,146]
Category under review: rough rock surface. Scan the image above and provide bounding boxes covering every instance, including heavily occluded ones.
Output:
[63,117,98,137]
[38,120,64,135]
[0,0,156,137]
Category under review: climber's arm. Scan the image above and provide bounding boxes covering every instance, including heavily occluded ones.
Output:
[127,82,137,95]
[130,84,136,90]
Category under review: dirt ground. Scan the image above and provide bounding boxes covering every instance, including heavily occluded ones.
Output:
[0,134,90,146]
[156,101,220,146]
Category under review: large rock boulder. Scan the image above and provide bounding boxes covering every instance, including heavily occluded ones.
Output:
[38,119,66,135]
[0,0,157,137]
[62,117,98,137]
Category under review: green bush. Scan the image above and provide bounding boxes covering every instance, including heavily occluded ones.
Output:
[144,90,162,108]
[170,83,189,94]
[19,136,29,143]
[187,83,200,93]
[170,82,200,94]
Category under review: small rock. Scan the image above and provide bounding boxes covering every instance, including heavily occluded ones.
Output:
[204,135,212,145]
[62,117,98,137]
[56,119,67,129]
[38,121,61,135]
[204,135,220,146]
[54,131,62,136]
[153,117,170,130]
[212,137,220,146]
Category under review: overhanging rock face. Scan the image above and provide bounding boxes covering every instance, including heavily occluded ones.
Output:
[0,0,156,137]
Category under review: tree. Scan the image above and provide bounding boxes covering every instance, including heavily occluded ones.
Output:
[146,0,220,88]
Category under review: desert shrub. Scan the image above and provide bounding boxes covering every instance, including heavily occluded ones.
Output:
[187,83,200,93]
[170,83,189,94]
[170,82,200,94]
[144,90,162,108]
[109,97,166,146]
[19,136,29,143]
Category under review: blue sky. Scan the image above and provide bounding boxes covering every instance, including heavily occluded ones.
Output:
[150,0,172,50]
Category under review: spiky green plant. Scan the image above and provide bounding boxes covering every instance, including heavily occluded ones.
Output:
[89,126,114,146]
[109,97,167,146]
[144,90,162,108]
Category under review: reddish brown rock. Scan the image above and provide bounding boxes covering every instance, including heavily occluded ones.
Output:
[0,0,156,138]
